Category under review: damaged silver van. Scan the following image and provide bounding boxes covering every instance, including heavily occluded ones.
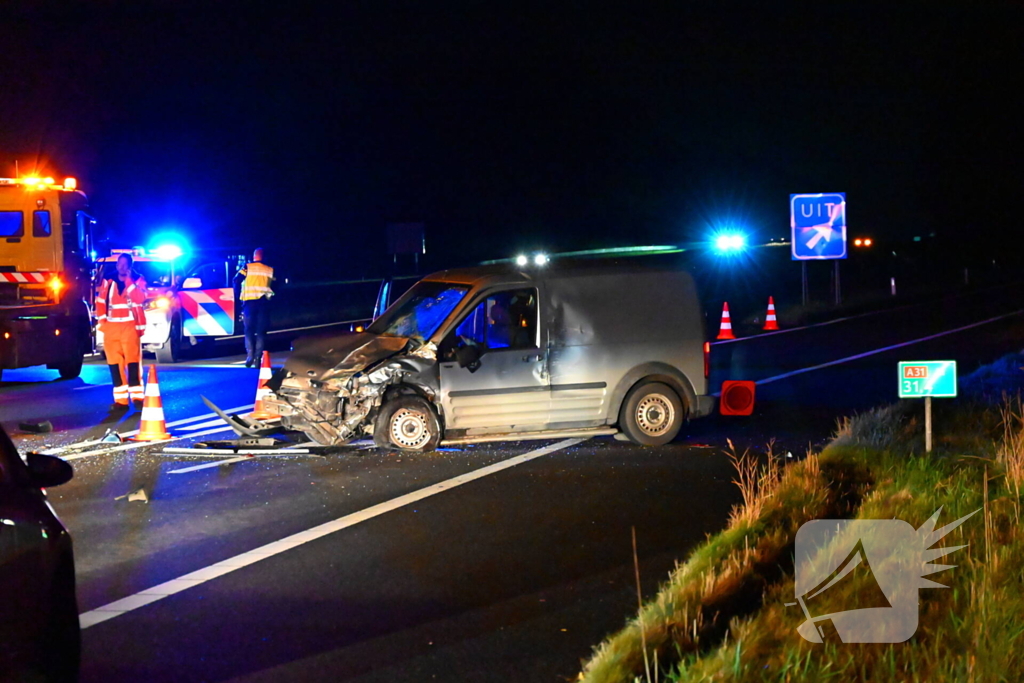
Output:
[264,260,714,451]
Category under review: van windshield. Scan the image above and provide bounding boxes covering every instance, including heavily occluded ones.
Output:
[368,281,469,343]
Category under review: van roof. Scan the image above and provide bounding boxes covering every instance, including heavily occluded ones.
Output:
[421,254,694,288]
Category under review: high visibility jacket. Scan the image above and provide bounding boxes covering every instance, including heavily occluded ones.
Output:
[96,276,147,333]
[239,261,275,301]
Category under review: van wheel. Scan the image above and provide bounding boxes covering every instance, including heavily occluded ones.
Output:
[619,381,684,446]
[374,396,442,452]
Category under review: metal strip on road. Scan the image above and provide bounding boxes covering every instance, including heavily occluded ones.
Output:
[61,425,238,461]
[166,450,316,474]
[750,309,1024,388]
[79,437,586,629]
[39,405,253,457]
[166,455,258,473]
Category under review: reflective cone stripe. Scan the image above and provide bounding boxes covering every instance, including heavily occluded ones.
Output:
[248,351,280,420]
[717,302,736,340]
[763,296,780,331]
[133,366,172,441]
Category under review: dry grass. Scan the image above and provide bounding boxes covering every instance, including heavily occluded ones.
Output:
[581,384,1024,683]
[997,394,1024,503]
[725,439,784,526]
[579,444,856,683]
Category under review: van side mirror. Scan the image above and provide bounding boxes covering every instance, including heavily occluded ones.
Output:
[25,452,74,488]
[182,277,203,289]
[455,344,482,372]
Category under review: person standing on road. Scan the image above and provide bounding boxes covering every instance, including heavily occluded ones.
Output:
[95,253,147,407]
[234,248,275,367]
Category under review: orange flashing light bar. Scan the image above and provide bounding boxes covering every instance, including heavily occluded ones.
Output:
[0,176,78,191]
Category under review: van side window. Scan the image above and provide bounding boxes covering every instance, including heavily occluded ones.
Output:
[450,288,538,355]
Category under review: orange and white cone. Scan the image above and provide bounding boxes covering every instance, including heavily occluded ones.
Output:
[717,302,736,340]
[763,296,780,331]
[133,365,172,441]
[248,351,280,420]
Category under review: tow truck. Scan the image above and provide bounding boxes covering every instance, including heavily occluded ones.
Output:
[0,176,95,381]
[94,248,244,362]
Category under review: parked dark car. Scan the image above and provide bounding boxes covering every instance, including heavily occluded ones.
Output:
[0,425,79,681]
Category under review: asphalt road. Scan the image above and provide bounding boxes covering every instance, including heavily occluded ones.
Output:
[2,282,1023,682]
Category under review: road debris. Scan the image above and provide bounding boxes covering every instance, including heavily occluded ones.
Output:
[115,488,149,503]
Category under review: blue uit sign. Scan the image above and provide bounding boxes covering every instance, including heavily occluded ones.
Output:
[791,193,847,260]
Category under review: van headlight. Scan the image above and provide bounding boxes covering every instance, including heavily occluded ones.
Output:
[145,296,172,311]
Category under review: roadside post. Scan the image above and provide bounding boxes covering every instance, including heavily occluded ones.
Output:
[898,361,958,452]
[790,193,848,306]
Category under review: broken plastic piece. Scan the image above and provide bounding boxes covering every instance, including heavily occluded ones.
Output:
[101,429,124,444]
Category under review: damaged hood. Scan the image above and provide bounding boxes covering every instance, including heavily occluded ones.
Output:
[280,331,411,383]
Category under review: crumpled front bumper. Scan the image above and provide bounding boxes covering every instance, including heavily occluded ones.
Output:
[267,382,353,446]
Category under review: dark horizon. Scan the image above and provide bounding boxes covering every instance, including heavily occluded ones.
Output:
[1,1,1021,277]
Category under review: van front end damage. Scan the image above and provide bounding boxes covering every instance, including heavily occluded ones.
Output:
[263,332,437,446]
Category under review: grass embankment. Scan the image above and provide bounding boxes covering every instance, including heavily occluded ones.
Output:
[581,353,1024,682]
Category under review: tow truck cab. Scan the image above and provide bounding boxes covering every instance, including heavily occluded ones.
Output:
[0,177,95,381]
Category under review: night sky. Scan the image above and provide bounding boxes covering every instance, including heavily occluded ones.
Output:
[1,1,1020,278]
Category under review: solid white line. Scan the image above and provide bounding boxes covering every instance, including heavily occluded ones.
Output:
[179,418,234,431]
[79,437,585,628]
[164,405,253,429]
[711,282,1014,346]
[752,309,1024,387]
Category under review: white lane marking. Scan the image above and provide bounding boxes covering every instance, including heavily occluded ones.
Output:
[62,426,236,461]
[164,405,253,430]
[79,437,585,628]
[178,418,235,431]
[73,385,99,391]
[751,309,1024,388]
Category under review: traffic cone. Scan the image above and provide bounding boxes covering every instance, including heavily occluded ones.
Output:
[248,351,280,420]
[763,296,780,331]
[133,366,172,441]
[717,302,736,340]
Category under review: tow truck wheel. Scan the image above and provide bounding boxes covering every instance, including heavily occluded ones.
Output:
[618,380,685,446]
[56,353,84,380]
[374,396,441,452]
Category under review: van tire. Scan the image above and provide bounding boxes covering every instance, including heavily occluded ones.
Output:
[374,396,442,452]
[618,381,684,446]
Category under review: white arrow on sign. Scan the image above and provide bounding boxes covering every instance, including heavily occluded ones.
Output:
[805,225,833,249]
[803,202,844,250]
